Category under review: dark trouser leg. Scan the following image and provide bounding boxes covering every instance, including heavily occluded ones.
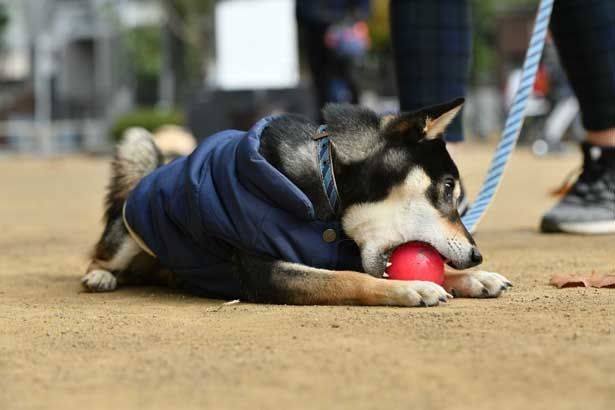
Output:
[301,23,330,120]
[390,0,472,142]
[541,0,615,234]
[550,0,615,132]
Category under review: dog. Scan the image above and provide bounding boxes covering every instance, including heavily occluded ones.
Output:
[82,98,512,307]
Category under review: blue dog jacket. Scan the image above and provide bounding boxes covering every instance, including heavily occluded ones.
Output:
[124,117,362,298]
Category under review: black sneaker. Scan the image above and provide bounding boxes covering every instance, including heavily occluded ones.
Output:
[541,142,615,234]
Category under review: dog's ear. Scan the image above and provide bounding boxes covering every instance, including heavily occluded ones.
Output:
[419,98,465,139]
[383,98,464,142]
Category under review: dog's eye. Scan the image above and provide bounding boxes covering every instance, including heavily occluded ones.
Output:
[443,178,455,191]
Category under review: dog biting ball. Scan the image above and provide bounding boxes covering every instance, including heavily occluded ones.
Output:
[385,242,445,285]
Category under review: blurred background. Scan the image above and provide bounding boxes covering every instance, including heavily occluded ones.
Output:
[0,0,580,156]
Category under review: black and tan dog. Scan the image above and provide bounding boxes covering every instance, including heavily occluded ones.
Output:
[82,99,511,307]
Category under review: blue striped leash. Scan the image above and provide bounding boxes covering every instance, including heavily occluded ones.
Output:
[461,0,554,232]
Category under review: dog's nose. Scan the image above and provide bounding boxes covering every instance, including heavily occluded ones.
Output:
[470,247,483,264]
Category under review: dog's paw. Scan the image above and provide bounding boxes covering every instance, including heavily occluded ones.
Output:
[443,271,512,298]
[81,269,117,292]
[391,280,453,307]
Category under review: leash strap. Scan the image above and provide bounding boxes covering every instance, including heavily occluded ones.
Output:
[122,202,157,257]
[462,0,554,232]
[313,125,340,215]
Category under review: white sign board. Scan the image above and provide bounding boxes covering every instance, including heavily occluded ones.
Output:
[215,0,299,90]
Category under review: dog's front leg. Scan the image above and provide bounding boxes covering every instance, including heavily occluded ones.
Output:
[235,252,451,307]
[443,271,512,298]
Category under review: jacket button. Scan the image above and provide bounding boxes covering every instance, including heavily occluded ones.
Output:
[322,228,337,243]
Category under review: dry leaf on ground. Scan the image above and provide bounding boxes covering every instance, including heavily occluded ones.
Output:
[549,272,615,289]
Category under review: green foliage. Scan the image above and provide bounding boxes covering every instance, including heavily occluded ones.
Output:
[167,0,215,81]
[117,0,215,104]
[111,109,185,141]
[124,26,162,80]
[368,0,390,52]
[0,5,7,26]
[470,0,538,82]
[0,4,8,42]
[172,0,214,16]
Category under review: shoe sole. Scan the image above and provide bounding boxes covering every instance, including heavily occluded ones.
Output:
[541,219,615,234]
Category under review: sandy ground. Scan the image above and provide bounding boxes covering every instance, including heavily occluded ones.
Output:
[1,144,614,410]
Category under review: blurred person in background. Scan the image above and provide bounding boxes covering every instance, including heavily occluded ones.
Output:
[296,0,371,119]
[390,0,615,235]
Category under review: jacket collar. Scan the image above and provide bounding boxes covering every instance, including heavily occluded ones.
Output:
[236,116,317,221]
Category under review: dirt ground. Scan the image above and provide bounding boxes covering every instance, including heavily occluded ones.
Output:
[1,144,614,410]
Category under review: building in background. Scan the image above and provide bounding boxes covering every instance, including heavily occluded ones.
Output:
[0,0,162,154]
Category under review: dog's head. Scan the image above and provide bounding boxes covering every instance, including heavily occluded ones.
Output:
[325,98,482,276]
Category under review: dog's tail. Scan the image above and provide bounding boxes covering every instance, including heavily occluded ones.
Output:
[104,127,163,222]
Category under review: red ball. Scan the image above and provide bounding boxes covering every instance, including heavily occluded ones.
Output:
[386,242,445,285]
